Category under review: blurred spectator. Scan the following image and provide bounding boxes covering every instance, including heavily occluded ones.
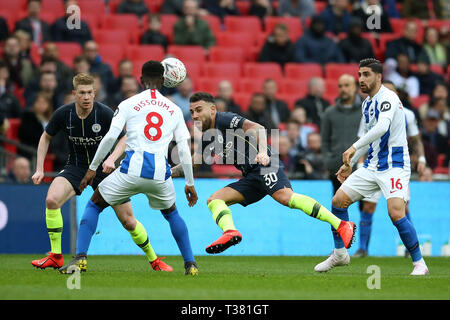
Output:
[0,16,9,42]
[42,42,74,90]
[295,15,345,64]
[92,73,109,105]
[173,0,216,51]
[319,0,352,35]
[352,0,392,33]
[62,91,76,105]
[15,0,52,46]
[72,55,90,75]
[245,92,276,130]
[430,97,450,136]
[18,92,68,170]
[170,76,193,121]
[419,82,449,120]
[108,59,134,95]
[216,80,243,115]
[278,0,315,19]
[141,13,168,50]
[6,157,31,184]
[249,0,273,21]
[214,97,227,112]
[107,75,140,110]
[422,109,448,169]
[262,79,290,127]
[422,27,448,67]
[321,74,361,192]
[0,115,8,135]
[278,134,295,171]
[381,0,401,18]
[384,53,420,98]
[258,23,298,67]
[402,0,442,19]
[51,0,93,45]
[83,40,115,91]
[25,56,66,107]
[294,77,330,127]
[285,119,303,156]
[14,30,32,61]
[292,132,326,179]
[25,71,63,109]
[205,0,240,21]
[0,60,22,118]
[116,0,149,17]
[338,17,376,63]
[290,107,316,149]
[385,20,427,64]
[414,54,445,96]
[161,0,189,15]
[2,36,34,88]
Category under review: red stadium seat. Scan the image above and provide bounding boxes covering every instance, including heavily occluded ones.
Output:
[263,16,303,42]
[145,0,164,13]
[314,1,327,13]
[203,62,242,79]
[284,63,323,79]
[183,61,203,82]
[216,32,257,47]
[98,43,126,67]
[78,0,106,15]
[53,42,82,68]
[4,118,21,155]
[243,63,283,82]
[82,13,100,29]
[41,0,64,17]
[224,16,262,33]
[167,45,206,63]
[125,45,165,61]
[389,18,424,43]
[0,0,26,12]
[235,1,251,15]
[280,79,309,96]
[411,95,429,109]
[93,29,131,44]
[324,63,359,80]
[201,15,222,37]
[232,92,252,112]
[426,20,450,32]
[196,77,238,96]
[0,11,17,32]
[208,47,246,63]
[160,14,179,43]
[236,77,266,94]
[410,64,444,76]
[100,14,140,43]
[211,164,242,178]
[132,59,148,79]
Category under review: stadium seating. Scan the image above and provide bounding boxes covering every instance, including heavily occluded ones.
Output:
[242,63,283,83]
[211,164,242,178]
[201,15,222,38]
[284,63,323,80]
[77,0,106,15]
[167,45,206,63]
[411,95,429,109]
[280,79,309,97]
[196,77,238,96]
[233,92,252,112]
[324,63,359,80]
[236,78,266,94]
[41,0,64,17]
[53,42,83,68]
[93,29,131,45]
[208,47,246,64]
[263,16,303,42]
[125,45,165,62]
[224,16,263,33]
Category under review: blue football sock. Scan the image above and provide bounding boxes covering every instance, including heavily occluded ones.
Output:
[331,206,349,249]
[394,216,422,262]
[405,212,413,225]
[76,200,102,255]
[162,209,194,263]
[359,211,373,252]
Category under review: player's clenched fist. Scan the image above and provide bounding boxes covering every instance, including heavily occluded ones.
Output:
[342,145,356,166]
[32,170,44,185]
[336,164,352,183]
[255,152,270,166]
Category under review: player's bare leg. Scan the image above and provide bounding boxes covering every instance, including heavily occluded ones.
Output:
[388,197,428,275]
[32,177,75,269]
[314,189,356,272]
[205,187,245,254]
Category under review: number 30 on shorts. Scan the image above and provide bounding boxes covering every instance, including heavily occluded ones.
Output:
[144,112,163,141]
[390,178,403,190]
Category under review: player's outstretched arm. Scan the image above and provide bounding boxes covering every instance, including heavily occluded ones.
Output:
[177,138,198,207]
[32,132,52,185]
[242,120,270,166]
[409,134,427,174]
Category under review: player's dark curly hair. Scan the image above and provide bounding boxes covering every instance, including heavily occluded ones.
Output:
[359,58,383,74]
[190,92,215,104]
[141,60,164,78]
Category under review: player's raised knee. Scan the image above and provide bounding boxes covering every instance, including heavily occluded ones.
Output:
[332,191,350,209]
[45,195,61,209]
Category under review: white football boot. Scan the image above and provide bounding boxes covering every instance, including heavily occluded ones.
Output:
[314,249,350,272]
[410,259,429,276]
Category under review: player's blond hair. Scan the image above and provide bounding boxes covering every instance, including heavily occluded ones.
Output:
[72,73,94,90]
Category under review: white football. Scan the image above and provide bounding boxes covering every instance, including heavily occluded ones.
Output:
[161,57,186,88]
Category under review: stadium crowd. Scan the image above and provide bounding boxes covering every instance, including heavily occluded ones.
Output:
[0,0,449,183]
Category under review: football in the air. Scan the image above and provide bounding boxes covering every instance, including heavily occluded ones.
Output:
[161,57,186,88]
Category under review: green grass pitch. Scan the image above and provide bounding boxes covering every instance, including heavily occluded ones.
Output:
[0,255,449,300]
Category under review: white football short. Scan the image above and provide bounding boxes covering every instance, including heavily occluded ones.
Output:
[341,167,410,202]
[98,169,176,209]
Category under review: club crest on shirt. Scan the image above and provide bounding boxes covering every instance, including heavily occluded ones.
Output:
[92,123,101,133]
[380,101,391,112]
